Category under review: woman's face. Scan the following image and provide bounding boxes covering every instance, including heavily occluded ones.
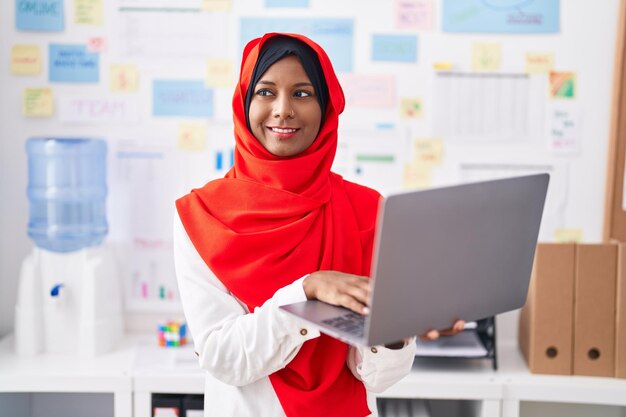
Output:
[248,55,322,157]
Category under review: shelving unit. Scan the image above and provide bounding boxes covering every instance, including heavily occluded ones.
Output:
[0,333,625,417]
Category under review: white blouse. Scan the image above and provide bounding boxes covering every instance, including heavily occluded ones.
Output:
[173,212,416,416]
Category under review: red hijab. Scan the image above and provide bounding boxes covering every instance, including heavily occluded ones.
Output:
[176,33,380,417]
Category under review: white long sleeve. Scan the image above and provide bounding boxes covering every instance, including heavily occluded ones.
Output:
[173,211,416,416]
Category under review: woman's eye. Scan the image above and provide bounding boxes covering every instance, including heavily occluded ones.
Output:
[294,90,313,98]
[255,89,273,97]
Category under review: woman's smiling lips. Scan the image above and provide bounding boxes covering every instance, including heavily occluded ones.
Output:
[266,126,299,139]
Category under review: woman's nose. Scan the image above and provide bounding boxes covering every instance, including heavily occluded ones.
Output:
[273,96,294,119]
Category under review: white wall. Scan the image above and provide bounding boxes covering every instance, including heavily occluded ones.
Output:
[0,0,622,339]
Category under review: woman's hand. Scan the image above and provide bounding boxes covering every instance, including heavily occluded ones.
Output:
[303,271,371,315]
[419,320,466,341]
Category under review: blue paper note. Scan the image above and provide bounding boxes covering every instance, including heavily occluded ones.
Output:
[153,80,214,118]
[372,34,417,63]
[266,0,309,7]
[49,44,99,83]
[16,0,65,31]
[442,0,560,33]
[240,18,354,72]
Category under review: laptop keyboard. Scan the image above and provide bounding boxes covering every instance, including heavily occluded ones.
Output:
[321,311,365,337]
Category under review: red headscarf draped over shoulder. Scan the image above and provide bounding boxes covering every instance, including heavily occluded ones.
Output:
[176,33,380,417]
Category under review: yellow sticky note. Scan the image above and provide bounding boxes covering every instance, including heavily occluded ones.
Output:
[433,62,454,70]
[403,163,432,189]
[23,88,54,117]
[525,52,553,74]
[11,45,41,75]
[554,228,583,243]
[177,122,208,151]
[400,97,422,119]
[205,59,233,88]
[75,0,102,25]
[202,0,231,11]
[414,138,443,166]
[472,42,501,71]
[110,64,138,92]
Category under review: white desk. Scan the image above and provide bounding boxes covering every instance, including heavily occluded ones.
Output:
[1,334,625,417]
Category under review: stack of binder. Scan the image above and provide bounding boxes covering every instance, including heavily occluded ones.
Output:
[519,243,626,377]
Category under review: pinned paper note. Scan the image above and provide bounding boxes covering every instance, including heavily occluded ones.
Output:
[16,0,65,31]
[74,0,102,25]
[554,228,583,243]
[472,42,501,71]
[87,37,106,53]
[202,0,231,11]
[205,59,233,88]
[547,103,581,155]
[404,163,432,189]
[414,139,443,166]
[153,80,213,118]
[177,122,208,151]
[395,0,434,31]
[525,52,553,74]
[49,44,100,83]
[340,74,396,107]
[400,97,423,119]
[23,88,54,117]
[11,45,41,75]
[110,64,138,92]
[372,34,418,63]
[549,71,576,99]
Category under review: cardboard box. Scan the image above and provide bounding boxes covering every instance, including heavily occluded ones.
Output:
[519,243,575,375]
[616,244,626,378]
[573,244,617,377]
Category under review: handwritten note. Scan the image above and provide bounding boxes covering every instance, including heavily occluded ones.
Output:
[23,88,54,117]
[153,80,214,118]
[339,74,396,107]
[16,0,64,31]
[110,64,138,92]
[472,42,501,71]
[395,0,434,31]
[525,52,553,74]
[177,122,208,151]
[74,0,102,25]
[372,34,417,63]
[87,37,106,52]
[549,71,576,99]
[205,59,233,88]
[547,103,581,155]
[11,45,41,75]
[59,96,139,123]
[400,97,422,119]
[414,138,443,166]
[49,44,100,83]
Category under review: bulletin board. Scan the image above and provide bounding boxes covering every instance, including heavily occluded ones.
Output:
[603,0,626,242]
[2,0,623,314]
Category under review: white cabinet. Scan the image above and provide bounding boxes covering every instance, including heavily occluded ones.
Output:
[1,334,625,417]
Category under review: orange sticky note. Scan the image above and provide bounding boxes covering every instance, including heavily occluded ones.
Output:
[11,45,41,75]
[23,88,54,117]
[110,64,138,92]
[177,122,208,151]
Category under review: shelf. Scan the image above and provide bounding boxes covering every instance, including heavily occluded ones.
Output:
[1,333,625,417]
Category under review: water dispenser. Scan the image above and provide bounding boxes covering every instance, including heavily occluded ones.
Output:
[15,137,123,357]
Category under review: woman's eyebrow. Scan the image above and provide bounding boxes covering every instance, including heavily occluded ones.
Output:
[256,80,314,87]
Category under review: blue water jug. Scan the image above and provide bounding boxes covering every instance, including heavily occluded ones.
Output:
[26,138,108,253]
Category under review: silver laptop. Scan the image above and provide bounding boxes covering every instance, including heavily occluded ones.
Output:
[279,173,549,346]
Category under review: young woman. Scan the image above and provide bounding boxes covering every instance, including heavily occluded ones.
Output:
[174,33,463,417]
